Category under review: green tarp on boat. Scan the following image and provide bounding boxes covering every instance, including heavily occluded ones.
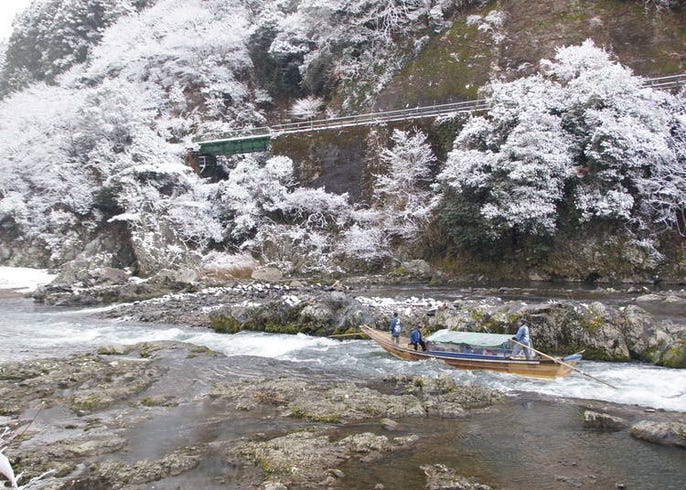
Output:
[426,329,512,348]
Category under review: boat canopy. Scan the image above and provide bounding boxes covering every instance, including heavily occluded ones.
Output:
[427,329,512,348]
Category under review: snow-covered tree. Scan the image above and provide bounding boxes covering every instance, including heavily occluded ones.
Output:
[438,75,572,238]
[546,41,684,233]
[437,40,686,247]
[1,0,145,95]
[373,128,438,240]
[210,155,355,272]
[289,96,324,120]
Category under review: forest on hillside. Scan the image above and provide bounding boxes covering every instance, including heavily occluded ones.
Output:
[0,0,684,283]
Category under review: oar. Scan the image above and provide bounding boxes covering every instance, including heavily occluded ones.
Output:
[512,340,618,389]
[328,332,368,338]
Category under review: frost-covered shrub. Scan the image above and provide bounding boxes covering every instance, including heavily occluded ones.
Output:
[337,223,390,262]
[249,223,334,273]
[213,155,293,242]
[289,96,324,120]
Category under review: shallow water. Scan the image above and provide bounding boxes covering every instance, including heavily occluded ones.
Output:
[335,398,686,489]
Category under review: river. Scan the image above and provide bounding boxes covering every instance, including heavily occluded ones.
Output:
[1,295,685,489]
[2,296,684,411]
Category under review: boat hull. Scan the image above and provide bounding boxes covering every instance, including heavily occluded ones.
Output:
[361,326,579,378]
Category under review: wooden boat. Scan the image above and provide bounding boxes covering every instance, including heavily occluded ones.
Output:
[361,326,582,378]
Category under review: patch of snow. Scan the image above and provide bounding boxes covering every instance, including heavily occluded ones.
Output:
[0,267,56,292]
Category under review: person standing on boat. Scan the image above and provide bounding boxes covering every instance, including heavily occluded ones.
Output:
[511,318,533,360]
[410,324,427,351]
[389,312,401,345]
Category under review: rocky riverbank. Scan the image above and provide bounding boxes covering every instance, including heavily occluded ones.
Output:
[0,341,504,489]
[1,341,683,490]
[33,270,686,368]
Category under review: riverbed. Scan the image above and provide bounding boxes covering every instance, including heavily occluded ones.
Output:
[1,293,685,488]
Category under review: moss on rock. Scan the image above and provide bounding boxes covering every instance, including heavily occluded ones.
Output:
[660,340,686,368]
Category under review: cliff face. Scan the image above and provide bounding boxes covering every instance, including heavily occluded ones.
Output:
[378,0,685,110]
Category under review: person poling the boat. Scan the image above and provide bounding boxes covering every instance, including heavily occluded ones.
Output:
[389,312,401,345]
[511,318,533,360]
[409,324,427,351]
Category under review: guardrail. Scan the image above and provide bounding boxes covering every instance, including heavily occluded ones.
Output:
[199,72,685,146]
[643,73,686,90]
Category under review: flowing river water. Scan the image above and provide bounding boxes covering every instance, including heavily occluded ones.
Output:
[1,295,685,488]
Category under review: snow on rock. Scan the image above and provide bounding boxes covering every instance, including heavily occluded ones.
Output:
[0,267,56,292]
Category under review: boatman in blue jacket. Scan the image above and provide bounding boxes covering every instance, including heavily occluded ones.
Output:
[410,324,427,351]
[512,317,533,360]
[389,312,401,345]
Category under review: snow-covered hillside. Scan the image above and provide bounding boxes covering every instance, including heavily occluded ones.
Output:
[0,0,684,283]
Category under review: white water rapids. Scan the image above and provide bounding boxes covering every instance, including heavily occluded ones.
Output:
[2,296,684,413]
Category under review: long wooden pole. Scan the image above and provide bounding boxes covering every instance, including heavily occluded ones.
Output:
[512,340,618,389]
[328,332,368,338]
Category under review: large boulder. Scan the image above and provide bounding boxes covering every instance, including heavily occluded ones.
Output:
[582,410,628,431]
[422,464,493,490]
[629,421,686,448]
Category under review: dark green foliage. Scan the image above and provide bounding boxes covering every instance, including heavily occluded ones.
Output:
[430,115,469,162]
[437,193,493,252]
[248,22,306,100]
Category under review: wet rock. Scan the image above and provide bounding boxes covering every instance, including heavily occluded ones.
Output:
[210,376,503,423]
[251,267,283,282]
[380,418,399,431]
[90,445,205,486]
[635,292,686,317]
[388,375,505,416]
[232,429,414,487]
[16,434,127,479]
[211,378,425,421]
[298,301,335,325]
[0,353,158,416]
[620,305,670,364]
[421,463,493,490]
[96,344,134,356]
[629,420,686,448]
[582,410,628,431]
[660,340,686,368]
[635,293,665,305]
